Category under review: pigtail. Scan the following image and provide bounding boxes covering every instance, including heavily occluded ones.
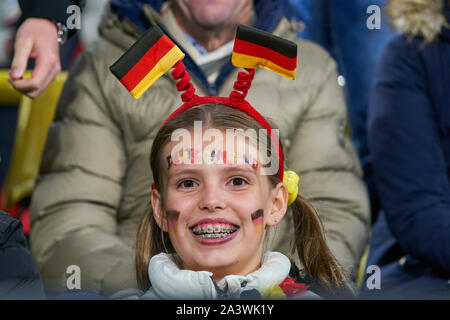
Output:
[135,204,174,291]
[135,206,153,291]
[290,195,350,293]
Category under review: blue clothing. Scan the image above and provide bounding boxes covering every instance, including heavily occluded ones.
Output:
[364,7,450,298]
[288,0,395,220]
[290,0,394,165]
[0,211,45,299]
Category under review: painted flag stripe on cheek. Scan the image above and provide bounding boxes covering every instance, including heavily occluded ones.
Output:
[110,26,185,99]
[251,209,264,234]
[166,210,180,234]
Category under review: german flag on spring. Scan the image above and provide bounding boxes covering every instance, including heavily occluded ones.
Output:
[232,25,297,79]
[110,26,184,99]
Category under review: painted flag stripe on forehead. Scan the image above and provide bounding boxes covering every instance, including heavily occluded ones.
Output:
[109,25,184,99]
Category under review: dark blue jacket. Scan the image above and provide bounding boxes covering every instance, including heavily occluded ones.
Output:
[0,211,45,299]
[365,8,450,299]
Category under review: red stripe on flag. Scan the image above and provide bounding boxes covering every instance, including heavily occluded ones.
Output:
[233,39,296,71]
[121,35,175,92]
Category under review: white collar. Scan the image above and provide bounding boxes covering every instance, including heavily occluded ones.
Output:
[143,251,291,299]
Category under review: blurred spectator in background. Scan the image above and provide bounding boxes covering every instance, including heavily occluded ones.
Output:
[0,210,45,299]
[1,0,83,187]
[364,0,450,299]
[79,0,109,47]
[0,0,107,237]
[29,0,369,297]
[8,0,85,98]
[286,0,395,222]
[0,0,20,67]
[0,1,21,192]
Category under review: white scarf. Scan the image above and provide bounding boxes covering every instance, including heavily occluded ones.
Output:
[139,251,291,300]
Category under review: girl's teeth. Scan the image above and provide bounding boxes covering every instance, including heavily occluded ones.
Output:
[193,224,238,236]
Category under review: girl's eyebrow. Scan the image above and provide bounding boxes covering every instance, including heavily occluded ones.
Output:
[167,164,258,178]
[220,165,258,174]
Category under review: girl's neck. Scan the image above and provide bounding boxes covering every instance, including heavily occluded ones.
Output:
[209,262,261,283]
[181,251,263,282]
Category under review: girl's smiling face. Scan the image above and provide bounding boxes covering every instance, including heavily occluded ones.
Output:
[151,129,288,280]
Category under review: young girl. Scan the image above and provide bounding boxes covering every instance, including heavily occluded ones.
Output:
[129,101,351,300]
[110,25,352,300]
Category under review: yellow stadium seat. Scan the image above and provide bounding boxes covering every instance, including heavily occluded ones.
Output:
[0,70,68,209]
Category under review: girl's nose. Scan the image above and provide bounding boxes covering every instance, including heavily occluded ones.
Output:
[199,186,226,212]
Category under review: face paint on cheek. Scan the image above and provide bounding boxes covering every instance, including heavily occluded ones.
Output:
[250,209,264,234]
[166,210,180,234]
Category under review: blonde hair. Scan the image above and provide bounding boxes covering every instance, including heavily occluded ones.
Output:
[386,0,449,43]
[136,104,348,293]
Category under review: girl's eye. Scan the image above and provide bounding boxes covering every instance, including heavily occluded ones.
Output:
[177,179,198,189]
[229,177,248,186]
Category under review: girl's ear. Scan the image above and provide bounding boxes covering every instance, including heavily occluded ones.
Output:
[151,188,168,231]
[266,182,288,226]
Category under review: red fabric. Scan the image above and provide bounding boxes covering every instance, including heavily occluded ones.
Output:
[0,204,30,236]
[0,189,30,235]
[278,277,310,297]
[20,207,30,235]
[69,41,85,67]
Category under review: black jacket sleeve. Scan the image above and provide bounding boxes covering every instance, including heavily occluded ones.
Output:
[18,0,85,37]
[0,211,45,299]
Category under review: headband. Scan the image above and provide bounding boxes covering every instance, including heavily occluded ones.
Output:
[110,24,299,203]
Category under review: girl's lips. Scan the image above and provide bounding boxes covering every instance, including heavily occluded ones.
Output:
[189,218,239,228]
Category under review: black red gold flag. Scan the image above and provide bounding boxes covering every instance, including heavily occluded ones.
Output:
[232,25,297,79]
[110,25,184,99]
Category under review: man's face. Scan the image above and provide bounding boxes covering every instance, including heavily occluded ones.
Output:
[177,0,253,29]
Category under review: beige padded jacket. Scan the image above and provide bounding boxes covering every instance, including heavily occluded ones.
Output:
[30,5,370,296]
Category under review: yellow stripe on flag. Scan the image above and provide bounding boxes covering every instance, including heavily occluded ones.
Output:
[130,46,185,99]
[254,223,264,234]
[232,52,296,80]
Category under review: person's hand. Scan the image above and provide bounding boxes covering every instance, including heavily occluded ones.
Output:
[9,18,61,99]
